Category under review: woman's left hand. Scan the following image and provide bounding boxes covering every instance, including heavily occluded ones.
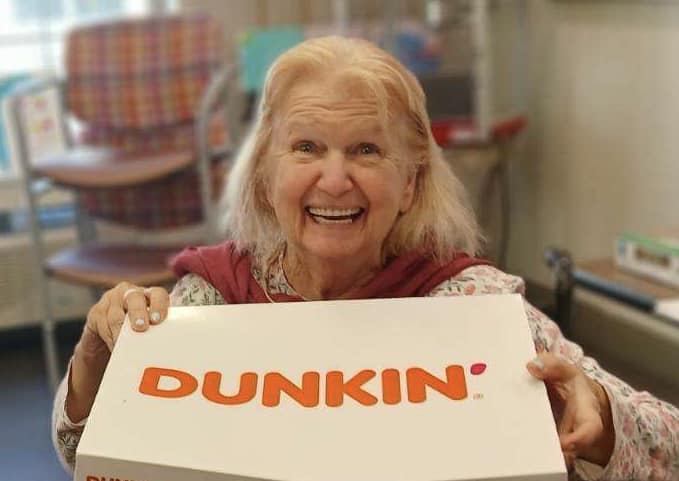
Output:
[526,352,615,470]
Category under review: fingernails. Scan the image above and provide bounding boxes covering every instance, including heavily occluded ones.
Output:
[134,318,145,327]
[150,311,161,323]
[529,357,544,371]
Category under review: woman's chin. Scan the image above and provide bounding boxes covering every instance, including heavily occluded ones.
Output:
[300,240,372,264]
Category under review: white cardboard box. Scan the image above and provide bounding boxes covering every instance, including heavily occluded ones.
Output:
[75,294,566,481]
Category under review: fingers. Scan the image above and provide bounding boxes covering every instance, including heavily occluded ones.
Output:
[145,287,170,325]
[560,400,603,451]
[558,397,576,440]
[559,413,602,471]
[557,398,598,452]
[85,299,113,352]
[563,450,576,471]
[123,287,151,332]
[526,351,580,383]
[526,351,606,467]
[107,301,126,347]
[87,289,120,351]
[83,282,170,355]
[121,285,170,330]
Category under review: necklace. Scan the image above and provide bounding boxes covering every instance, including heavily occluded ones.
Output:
[262,250,283,303]
[262,247,309,303]
[263,286,276,303]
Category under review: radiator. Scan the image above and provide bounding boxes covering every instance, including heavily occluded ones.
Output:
[0,227,91,330]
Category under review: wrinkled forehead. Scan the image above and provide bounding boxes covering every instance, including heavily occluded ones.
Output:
[273,75,398,138]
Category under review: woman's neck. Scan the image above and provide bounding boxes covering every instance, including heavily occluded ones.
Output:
[283,248,382,300]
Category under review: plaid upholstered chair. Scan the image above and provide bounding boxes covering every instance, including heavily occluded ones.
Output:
[7,14,236,389]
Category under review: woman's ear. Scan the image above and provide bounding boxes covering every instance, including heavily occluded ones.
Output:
[262,160,275,206]
[399,168,418,214]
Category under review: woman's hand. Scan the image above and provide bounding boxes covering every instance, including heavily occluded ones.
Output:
[526,351,615,470]
[80,282,170,354]
[66,282,170,422]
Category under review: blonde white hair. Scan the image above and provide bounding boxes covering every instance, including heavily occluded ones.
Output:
[222,36,481,267]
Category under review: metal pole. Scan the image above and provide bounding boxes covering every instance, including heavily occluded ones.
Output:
[471,0,492,141]
[10,94,61,392]
[332,0,349,35]
[196,65,235,244]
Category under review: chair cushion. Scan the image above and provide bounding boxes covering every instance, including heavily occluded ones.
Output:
[78,114,228,153]
[61,14,229,229]
[65,14,224,130]
[73,113,228,228]
[79,163,226,229]
[34,146,194,188]
[45,244,181,288]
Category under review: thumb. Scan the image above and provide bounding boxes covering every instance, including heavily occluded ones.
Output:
[526,351,579,383]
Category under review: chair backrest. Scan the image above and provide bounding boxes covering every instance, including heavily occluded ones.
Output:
[60,14,229,229]
[65,14,224,132]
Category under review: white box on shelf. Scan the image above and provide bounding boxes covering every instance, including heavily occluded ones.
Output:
[615,232,679,288]
[76,294,566,481]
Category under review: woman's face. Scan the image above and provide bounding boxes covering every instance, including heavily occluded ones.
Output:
[266,75,416,267]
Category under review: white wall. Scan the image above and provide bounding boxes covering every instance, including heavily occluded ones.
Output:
[513,1,679,284]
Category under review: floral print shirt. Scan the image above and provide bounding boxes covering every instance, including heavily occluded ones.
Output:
[53,264,679,480]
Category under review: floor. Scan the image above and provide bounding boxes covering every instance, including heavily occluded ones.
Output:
[1,299,678,481]
[0,321,80,481]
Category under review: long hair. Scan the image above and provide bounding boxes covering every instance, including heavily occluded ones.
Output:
[222,36,481,267]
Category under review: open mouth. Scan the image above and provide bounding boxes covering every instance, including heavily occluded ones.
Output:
[305,206,365,224]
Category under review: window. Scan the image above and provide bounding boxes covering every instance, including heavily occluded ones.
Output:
[0,0,177,175]
[0,0,165,76]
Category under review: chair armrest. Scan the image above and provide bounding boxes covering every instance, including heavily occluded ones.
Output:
[33,147,195,188]
[195,64,237,243]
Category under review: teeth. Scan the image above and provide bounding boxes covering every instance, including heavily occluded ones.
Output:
[306,206,363,225]
[316,217,352,224]
[307,207,362,217]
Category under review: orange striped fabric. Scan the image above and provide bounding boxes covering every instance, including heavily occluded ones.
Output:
[66,14,224,130]
[63,14,229,229]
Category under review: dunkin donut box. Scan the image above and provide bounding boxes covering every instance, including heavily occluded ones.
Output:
[75,294,566,481]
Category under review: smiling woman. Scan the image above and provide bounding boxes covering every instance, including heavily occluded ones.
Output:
[265,74,421,299]
[52,36,679,479]
[224,37,481,295]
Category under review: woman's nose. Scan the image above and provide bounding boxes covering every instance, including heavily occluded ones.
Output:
[316,150,353,196]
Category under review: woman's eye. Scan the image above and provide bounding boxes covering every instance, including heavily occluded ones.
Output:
[357,143,381,155]
[293,141,316,154]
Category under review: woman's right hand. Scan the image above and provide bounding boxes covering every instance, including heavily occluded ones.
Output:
[66,282,170,422]
[79,282,170,355]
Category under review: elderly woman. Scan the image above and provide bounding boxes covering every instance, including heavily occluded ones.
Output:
[53,37,678,479]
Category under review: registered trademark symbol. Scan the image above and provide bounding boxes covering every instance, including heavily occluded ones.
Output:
[473,393,484,400]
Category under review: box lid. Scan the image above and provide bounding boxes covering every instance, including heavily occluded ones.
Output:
[77,294,565,481]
